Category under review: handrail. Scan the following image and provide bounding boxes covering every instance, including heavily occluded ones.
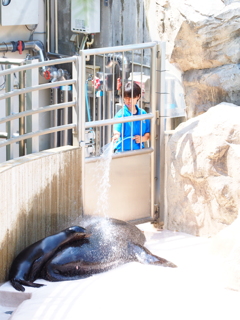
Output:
[81,42,157,56]
[85,113,154,129]
[0,56,77,77]
[0,79,76,101]
[0,124,76,148]
[0,101,76,125]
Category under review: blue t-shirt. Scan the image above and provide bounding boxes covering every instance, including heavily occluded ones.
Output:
[114,105,150,151]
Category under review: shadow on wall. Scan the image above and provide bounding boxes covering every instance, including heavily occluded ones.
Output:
[0,147,83,282]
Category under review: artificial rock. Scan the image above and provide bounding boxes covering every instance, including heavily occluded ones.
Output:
[166,103,240,236]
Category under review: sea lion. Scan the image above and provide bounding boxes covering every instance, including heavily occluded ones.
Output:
[9,226,87,292]
[40,217,177,282]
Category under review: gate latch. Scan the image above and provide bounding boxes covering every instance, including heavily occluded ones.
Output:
[156,110,160,125]
[154,204,159,219]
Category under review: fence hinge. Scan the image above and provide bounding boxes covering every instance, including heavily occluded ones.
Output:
[154,204,159,219]
[156,110,160,125]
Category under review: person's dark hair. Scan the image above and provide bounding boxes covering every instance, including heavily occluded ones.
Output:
[124,81,141,98]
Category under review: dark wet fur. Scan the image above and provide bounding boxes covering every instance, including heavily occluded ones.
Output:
[40,217,177,282]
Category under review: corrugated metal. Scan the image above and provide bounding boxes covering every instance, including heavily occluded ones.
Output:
[0,146,83,282]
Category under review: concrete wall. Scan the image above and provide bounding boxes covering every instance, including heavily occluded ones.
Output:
[0,146,83,282]
[58,0,152,60]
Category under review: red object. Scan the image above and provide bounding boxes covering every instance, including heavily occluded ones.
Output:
[17,41,23,54]
[92,77,101,89]
[117,78,122,90]
[43,70,51,80]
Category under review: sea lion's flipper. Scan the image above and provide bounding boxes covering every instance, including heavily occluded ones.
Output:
[10,280,25,292]
[41,263,91,282]
[128,242,177,268]
[10,279,45,292]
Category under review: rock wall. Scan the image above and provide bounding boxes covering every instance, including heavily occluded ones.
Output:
[166,103,240,236]
[150,0,240,117]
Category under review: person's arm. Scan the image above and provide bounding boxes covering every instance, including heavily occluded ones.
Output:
[133,132,150,144]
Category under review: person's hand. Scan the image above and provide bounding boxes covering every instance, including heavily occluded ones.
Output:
[112,132,120,142]
[133,135,142,144]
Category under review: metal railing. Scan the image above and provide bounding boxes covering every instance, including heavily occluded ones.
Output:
[0,56,79,160]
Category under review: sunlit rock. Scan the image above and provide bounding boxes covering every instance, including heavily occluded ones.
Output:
[166,103,240,236]
[183,64,240,118]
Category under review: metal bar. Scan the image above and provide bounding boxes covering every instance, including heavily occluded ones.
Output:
[150,44,157,220]
[46,0,50,52]
[18,70,25,156]
[158,42,167,224]
[85,113,154,128]
[102,53,106,146]
[85,147,154,163]
[62,87,68,145]
[51,88,58,148]
[54,0,58,53]
[79,53,86,214]
[0,57,77,77]
[71,59,79,147]
[81,42,157,57]
[5,65,12,160]
[0,124,76,148]
[0,79,75,101]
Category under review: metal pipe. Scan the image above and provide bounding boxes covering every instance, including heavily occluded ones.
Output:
[0,79,75,101]
[0,56,77,77]
[62,87,68,145]
[54,0,58,53]
[0,101,75,125]
[150,44,157,220]
[46,0,50,52]
[81,42,157,57]
[85,113,154,128]
[51,88,58,148]
[0,124,76,148]
[18,70,25,156]
[79,53,86,214]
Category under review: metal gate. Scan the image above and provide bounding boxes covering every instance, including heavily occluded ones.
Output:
[80,42,165,223]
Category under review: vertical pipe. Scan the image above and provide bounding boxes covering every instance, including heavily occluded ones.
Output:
[54,0,58,53]
[19,70,25,156]
[46,0,50,53]
[150,44,157,220]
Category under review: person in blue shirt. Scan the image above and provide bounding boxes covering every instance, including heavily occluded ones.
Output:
[112,81,150,151]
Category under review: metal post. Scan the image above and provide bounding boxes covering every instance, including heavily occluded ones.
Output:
[150,43,157,220]
[19,70,25,156]
[79,53,86,214]
[155,42,166,224]
[5,65,12,160]
[26,59,39,154]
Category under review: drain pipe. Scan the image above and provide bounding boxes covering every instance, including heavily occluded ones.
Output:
[106,53,130,86]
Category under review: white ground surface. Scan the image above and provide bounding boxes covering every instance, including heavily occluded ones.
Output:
[1,223,240,320]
